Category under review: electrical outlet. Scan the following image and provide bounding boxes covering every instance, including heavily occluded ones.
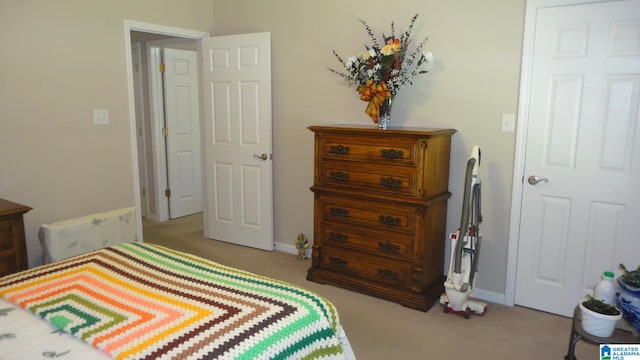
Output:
[502,114,515,132]
[93,109,110,125]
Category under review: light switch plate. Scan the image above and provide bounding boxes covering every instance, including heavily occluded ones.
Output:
[502,114,515,132]
[93,109,110,125]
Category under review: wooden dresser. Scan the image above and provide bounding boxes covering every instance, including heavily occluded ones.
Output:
[307,125,456,311]
[0,199,32,277]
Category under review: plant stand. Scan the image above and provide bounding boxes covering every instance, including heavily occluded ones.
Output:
[565,306,639,360]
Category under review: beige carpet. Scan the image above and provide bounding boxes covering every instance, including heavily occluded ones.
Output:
[143,213,598,360]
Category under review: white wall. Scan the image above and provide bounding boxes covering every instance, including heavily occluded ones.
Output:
[0,0,215,267]
[0,0,526,298]
[211,0,525,296]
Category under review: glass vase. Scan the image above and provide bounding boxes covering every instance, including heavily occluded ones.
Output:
[378,97,393,130]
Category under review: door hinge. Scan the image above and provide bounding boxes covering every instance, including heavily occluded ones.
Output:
[159,63,165,73]
[162,127,168,136]
[165,189,171,197]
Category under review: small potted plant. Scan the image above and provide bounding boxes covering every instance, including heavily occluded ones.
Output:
[295,233,309,260]
[579,295,621,337]
[616,263,640,334]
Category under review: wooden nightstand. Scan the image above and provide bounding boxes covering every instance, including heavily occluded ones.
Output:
[0,199,32,276]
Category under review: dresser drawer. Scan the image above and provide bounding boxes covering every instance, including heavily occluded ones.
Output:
[0,252,18,277]
[320,246,411,288]
[0,218,16,252]
[321,223,413,261]
[318,194,416,234]
[0,218,17,277]
[317,132,421,167]
[318,161,418,197]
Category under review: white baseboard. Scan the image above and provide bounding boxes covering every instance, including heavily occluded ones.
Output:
[274,242,302,256]
[472,288,507,306]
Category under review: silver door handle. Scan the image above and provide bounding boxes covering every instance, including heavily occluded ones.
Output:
[527,175,549,185]
[253,153,268,161]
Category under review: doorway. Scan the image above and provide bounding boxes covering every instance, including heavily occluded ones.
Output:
[124,21,209,240]
[129,29,204,223]
[125,22,275,251]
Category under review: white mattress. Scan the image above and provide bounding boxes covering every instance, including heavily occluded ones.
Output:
[38,207,137,264]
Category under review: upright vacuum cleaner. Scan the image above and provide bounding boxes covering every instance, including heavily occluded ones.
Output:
[440,146,487,318]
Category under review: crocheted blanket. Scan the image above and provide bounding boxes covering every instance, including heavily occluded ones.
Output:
[0,243,345,359]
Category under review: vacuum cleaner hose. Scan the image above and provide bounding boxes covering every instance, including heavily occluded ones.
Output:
[453,157,476,274]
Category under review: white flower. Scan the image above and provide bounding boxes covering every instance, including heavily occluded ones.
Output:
[368,49,376,58]
[424,51,434,63]
[345,56,357,68]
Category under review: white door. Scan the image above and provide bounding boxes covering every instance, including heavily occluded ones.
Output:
[163,48,203,219]
[200,33,274,250]
[514,0,640,316]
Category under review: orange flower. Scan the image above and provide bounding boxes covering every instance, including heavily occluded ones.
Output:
[381,38,400,55]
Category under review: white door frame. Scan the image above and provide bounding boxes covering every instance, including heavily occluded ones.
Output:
[123,20,209,241]
[131,41,150,219]
[504,0,627,306]
[147,44,169,221]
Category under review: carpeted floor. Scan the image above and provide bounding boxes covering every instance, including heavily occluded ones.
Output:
[143,213,599,360]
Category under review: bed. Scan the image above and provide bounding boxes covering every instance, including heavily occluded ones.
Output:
[0,242,354,359]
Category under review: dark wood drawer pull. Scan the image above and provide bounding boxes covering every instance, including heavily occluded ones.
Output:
[379,177,402,188]
[329,257,348,266]
[377,268,400,280]
[329,232,349,242]
[380,149,404,159]
[329,145,351,155]
[329,207,349,217]
[330,171,350,182]
[378,241,400,253]
[379,215,401,226]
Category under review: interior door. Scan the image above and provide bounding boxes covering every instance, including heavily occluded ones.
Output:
[514,0,640,316]
[163,48,203,219]
[200,33,274,251]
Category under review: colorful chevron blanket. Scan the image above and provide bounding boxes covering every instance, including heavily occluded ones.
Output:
[0,242,345,359]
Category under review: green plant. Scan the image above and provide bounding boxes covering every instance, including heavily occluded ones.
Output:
[619,263,640,288]
[582,295,620,315]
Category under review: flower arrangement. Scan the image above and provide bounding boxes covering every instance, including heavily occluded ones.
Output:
[329,14,433,126]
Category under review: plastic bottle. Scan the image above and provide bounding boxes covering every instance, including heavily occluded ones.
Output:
[593,271,616,305]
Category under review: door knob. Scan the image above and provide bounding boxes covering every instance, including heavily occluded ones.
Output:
[253,153,268,161]
[527,175,549,185]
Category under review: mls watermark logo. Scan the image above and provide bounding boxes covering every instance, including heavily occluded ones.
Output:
[600,345,640,360]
